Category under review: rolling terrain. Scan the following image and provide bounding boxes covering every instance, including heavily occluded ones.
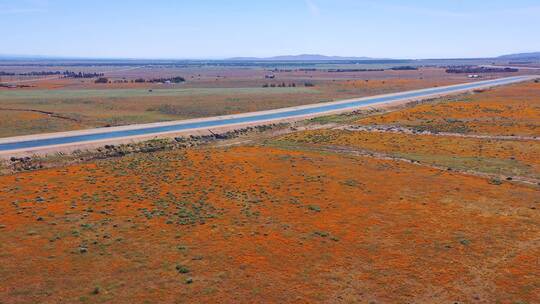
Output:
[0,79,538,303]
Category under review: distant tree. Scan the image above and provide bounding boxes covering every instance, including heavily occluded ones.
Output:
[95,77,109,84]
[170,76,185,83]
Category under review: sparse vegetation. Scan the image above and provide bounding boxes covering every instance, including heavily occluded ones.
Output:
[0,139,538,303]
[176,265,190,274]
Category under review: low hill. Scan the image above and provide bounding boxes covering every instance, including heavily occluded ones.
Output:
[229,54,382,61]
[497,52,540,60]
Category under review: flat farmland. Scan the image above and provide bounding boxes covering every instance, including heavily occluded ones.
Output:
[0,66,518,138]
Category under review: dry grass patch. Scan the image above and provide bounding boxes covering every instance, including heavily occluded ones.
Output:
[274,129,540,179]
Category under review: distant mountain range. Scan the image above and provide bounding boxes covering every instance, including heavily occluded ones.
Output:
[1,52,538,62]
[228,54,384,61]
[232,53,540,61]
[497,52,540,60]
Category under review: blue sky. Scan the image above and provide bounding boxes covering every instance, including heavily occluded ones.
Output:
[1,0,539,59]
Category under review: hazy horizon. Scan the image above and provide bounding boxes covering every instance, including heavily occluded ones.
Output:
[0,52,537,61]
[1,0,539,59]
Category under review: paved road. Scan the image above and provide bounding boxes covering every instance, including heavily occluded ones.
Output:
[0,75,536,154]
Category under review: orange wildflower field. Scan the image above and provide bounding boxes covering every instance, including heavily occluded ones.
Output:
[357,82,540,136]
[0,146,538,303]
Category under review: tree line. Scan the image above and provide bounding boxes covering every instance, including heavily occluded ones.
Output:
[0,70,105,77]
[262,82,315,88]
[133,76,186,83]
[445,66,518,73]
[95,76,186,84]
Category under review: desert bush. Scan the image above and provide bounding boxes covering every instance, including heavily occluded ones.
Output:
[176,265,190,274]
[488,178,503,185]
[308,205,321,212]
